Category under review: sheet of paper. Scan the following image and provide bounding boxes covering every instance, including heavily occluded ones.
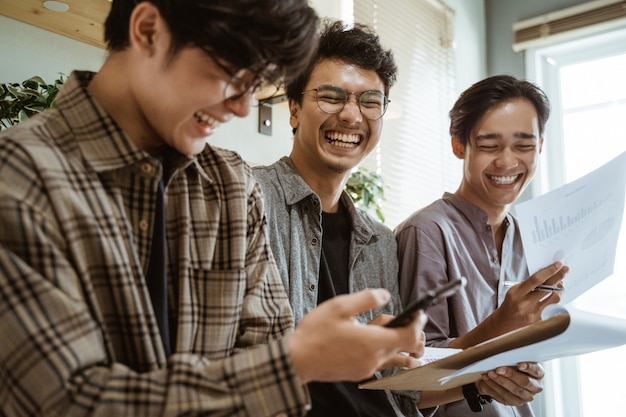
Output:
[417,347,463,366]
[513,151,626,304]
[439,304,626,384]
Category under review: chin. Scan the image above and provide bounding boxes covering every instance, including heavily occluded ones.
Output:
[182,141,208,157]
[327,158,357,173]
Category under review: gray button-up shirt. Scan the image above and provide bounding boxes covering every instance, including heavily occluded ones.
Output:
[253,157,401,323]
[395,192,532,417]
[254,157,430,417]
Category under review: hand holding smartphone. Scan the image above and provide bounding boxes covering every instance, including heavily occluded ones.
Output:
[385,277,467,328]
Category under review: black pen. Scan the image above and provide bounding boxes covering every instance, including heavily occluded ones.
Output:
[503,280,563,293]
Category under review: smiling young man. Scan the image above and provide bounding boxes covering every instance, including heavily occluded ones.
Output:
[395,75,570,417]
[253,21,430,417]
[0,2,429,416]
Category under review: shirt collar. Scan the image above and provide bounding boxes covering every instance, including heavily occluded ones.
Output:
[273,156,379,240]
[443,192,512,228]
[56,71,201,179]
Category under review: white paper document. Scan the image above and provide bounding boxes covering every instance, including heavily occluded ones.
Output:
[514,151,626,304]
[439,304,626,384]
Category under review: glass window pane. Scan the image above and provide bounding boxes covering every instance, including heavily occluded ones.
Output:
[559,52,626,417]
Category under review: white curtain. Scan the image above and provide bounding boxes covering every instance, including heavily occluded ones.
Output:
[354,0,460,228]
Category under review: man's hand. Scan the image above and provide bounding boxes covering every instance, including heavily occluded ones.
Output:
[451,262,569,349]
[290,289,426,383]
[495,262,569,331]
[477,362,545,406]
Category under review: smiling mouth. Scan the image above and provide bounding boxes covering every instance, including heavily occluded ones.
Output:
[487,174,521,185]
[194,111,221,129]
[325,131,362,148]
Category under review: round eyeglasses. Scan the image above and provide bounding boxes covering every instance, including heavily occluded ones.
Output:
[302,85,389,120]
[224,71,266,101]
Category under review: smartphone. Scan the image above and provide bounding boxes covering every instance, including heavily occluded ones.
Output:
[385,277,467,328]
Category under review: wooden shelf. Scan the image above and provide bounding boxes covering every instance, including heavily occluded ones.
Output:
[0,0,111,49]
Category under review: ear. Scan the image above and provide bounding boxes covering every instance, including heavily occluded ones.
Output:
[538,136,544,153]
[128,2,163,55]
[451,136,466,160]
[289,99,301,131]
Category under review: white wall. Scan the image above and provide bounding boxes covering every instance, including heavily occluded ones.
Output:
[0,1,486,165]
[0,15,106,82]
[442,0,487,94]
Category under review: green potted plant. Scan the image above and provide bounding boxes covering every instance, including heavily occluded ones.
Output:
[0,75,66,130]
[345,166,386,223]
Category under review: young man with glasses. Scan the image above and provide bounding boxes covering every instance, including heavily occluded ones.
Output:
[253,21,546,417]
[254,21,421,416]
[0,2,426,416]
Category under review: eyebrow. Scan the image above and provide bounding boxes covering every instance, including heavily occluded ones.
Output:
[314,85,384,93]
[474,132,537,141]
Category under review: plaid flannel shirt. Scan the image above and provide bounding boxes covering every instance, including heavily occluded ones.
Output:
[0,71,308,417]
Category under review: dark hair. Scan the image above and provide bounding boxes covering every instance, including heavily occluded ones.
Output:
[449,75,551,146]
[285,19,397,104]
[104,0,319,85]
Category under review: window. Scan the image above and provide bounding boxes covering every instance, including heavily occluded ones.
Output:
[526,26,626,417]
[353,0,459,228]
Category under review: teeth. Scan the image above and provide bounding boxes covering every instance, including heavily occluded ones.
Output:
[194,111,221,129]
[325,131,361,148]
[489,174,519,185]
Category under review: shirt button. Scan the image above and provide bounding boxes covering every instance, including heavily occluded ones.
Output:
[311,237,318,245]
[309,284,315,291]
[311,199,318,207]
[139,219,149,231]
[492,255,498,263]
[486,225,492,231]
[141,163,153,174]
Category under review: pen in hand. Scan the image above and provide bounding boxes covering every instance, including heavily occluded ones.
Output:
[503,280,563,293]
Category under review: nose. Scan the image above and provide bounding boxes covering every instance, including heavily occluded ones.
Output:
[494,147,519,169]
[224,91,253,118]
[337,94,363,123]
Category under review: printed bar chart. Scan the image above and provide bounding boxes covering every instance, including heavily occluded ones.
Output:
[530,199,609,244]
[514,151,626,304]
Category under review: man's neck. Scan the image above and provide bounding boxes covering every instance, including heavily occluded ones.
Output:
[453,189,510,258]
[288,155,348,213]
[88,54,162,156]
[453,189,509,229]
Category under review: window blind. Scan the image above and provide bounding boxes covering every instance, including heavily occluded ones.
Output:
[513,0,626,52]
[354,0,459,228]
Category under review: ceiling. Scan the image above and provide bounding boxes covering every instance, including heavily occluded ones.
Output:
[0,0,111,49]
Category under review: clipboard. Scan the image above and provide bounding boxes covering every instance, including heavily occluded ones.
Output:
[360,304,626,391]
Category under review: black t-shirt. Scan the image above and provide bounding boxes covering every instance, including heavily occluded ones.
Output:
[306,205,396,417]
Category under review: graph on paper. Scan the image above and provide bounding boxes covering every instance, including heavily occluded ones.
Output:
[514,151,626,304]
[529,201,610,244]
